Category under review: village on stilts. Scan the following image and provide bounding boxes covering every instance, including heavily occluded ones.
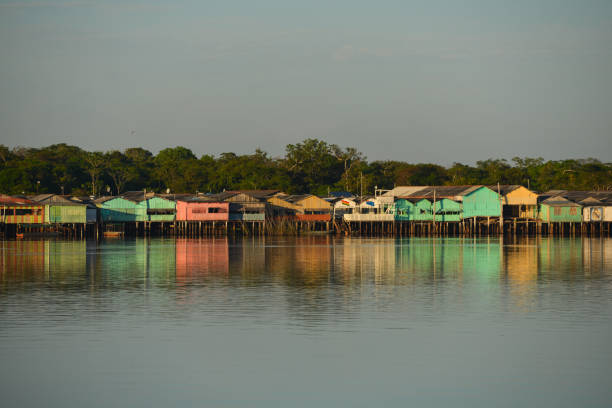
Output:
[1,185,611,239]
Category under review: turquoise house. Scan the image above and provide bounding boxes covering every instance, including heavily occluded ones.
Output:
[96,197,142,222]
[394,199,415,221]
[460,186,501,219]
[31,194,95,224]
[395,186,499,220]
[394,199,433,221]
[433,198,462,222]
[539,196,582,223]
[413,199,433,221]
[138,196,176,222]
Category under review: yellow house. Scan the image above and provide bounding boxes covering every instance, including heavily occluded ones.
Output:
[489,185,538,219]
[282,194,332,221]
[266,195,301,217]
[284,194,331,214]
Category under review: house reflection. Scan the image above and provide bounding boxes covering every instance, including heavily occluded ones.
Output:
[91,238,176,285]
[582,238,612,278]
[176,238,229,280]
[0,240,94,285]
[1,237,610,300]
[503,238,539,284]
[392,237,503,283]
[332,238,396,284]
[0,240,48,283]
[538,238,584,280]
[259,236,333,287]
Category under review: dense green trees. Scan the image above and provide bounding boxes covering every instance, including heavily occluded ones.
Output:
[0,141,609,196]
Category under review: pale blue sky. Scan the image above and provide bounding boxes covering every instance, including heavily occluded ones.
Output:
[0,0,611,164]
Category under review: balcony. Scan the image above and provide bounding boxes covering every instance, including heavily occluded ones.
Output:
[229,213,265,221]
[343,214,394,222]
[294,214,331,222]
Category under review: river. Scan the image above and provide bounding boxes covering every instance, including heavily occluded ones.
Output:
[1,236,611,407]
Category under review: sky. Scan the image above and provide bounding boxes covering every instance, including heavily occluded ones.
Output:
[0,0,611,165]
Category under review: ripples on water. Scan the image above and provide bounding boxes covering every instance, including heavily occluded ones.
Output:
[1,237,611,407]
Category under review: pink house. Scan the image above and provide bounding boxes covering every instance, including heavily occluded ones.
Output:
[176,198,230,221]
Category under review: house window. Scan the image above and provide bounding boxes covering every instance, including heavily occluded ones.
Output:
[15,208,34,216]
[208,207,220,213]
[192,208,206,214]
[147,209,175,215]
[569,208,577,216]
[554,207,562,216]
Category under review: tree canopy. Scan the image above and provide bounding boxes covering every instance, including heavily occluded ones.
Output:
[0,141,609,196]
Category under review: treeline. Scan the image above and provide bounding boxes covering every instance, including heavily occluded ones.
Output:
[0,139,610,196]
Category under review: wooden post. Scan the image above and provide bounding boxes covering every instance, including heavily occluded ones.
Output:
[497,182,503,235]
[433,188,436,235]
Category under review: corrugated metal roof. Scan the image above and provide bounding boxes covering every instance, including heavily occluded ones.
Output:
[30,194,85,206]
[92,196,115,204]
[0,194,37,206]
[401,185,481,200]
[120,191,152,202]
[541,196,581,206]
[540,190,612,205]
[224,190,280,199]
[485,185,523,196]
[208,191,241,201]
[284,194,312,203]
[579,197,603,205]
[382,186,428,197]
[175,195,223,203]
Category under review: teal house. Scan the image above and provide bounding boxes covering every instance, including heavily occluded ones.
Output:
[138,196,176,222]
[393,199,414,221]
[31,194,97,224]
[460,186,501,219]
[539,196,582,223]
[394,199,433,221]
[433,198,462,222]
[96,197,142,222]
[394,186,499,220]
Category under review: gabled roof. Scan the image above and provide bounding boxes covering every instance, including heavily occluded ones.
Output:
[541,196,581,207]
[160,193,195,201]
[579,197,603,205]
[93,195,138,205]
[209,190,279,202]
[0,194,37,206]
[486,185,526,196]
[93,196,115,204]
[382,186,428,197]
[224,190,279,199]
[30,194,85,206]
[284,194,312,203]
[120,191,152,202]
[175,195,225,203]
[400,185,482,200]
[207,191,240,201]
[540,190,612,204]
[30,193,56,202]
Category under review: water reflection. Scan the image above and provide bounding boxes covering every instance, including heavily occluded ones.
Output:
[1,236,611,288]
[1,236,610,322]
[1,237,612,408]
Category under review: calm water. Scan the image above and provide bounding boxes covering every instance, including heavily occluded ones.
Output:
[1,236,611,407]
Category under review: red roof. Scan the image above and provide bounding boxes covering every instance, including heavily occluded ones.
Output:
[0,194,37,206]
